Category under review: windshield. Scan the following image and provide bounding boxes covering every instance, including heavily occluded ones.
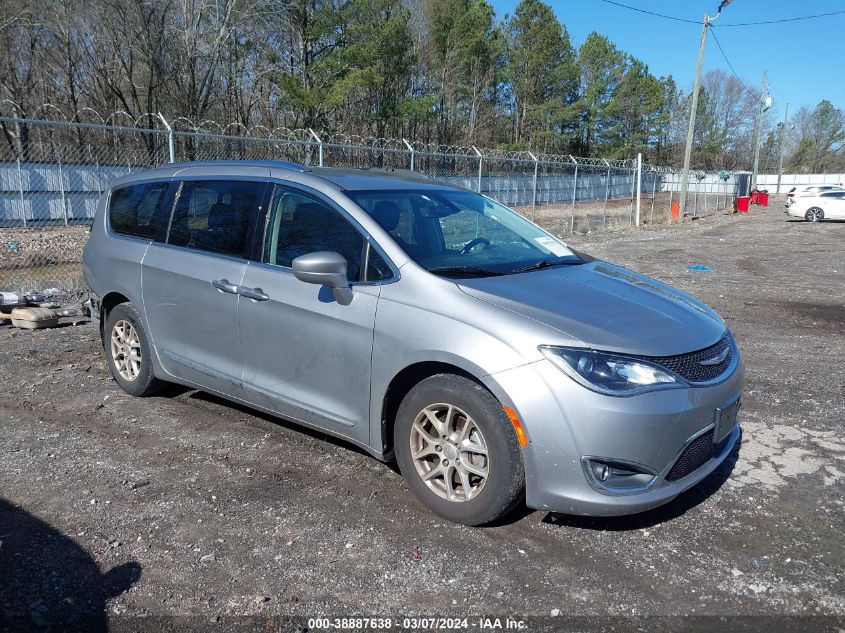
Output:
[347,189,586,277]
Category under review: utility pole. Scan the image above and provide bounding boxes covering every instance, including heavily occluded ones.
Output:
[776,103,789,194]
[678,2,734,222]
[678,14,710,222]
[750,70,769,196]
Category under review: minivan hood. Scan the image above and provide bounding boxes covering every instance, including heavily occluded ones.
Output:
[457,261,725,357]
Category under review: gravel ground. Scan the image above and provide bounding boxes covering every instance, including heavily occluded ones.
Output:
[0,207,843,630]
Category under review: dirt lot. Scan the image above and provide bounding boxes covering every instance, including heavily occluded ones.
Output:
[0,208,843,630]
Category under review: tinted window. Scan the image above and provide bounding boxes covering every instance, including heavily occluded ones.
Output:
[109,182,171,241]
[347,189,578,277]
[168,180,263,258]
[365,246,392,281]
[265,186,365,281]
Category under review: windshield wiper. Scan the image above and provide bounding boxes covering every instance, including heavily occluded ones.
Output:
[511,259,584,274]
[428,266,506,278]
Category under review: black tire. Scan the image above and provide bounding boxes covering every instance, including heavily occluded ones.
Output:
[805,207,824,222]
[394,374,525,526]
[103,302,164,397]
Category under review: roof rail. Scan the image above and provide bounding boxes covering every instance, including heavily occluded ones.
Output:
[153,159,308,172]
[325,166,434,181]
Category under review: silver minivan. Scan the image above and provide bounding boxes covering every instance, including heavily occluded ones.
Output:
[83,160,743,525]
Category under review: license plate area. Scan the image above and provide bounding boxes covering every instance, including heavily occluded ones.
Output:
[714,397,740,444]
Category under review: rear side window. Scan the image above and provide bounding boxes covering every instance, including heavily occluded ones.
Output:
[109,182,171,241]
[168,180,264,258]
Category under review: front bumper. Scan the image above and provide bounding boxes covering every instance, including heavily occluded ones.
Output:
[492,353,744,516]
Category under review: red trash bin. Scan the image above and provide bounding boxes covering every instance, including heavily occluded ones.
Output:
[758,192,769,206]
[750,191,760,205]
[737,196,750,213]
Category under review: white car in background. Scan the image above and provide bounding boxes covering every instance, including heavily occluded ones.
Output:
[786,190,845,222]
[785,184,845,208]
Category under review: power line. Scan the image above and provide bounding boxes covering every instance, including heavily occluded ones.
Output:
[595,0,702,25]
[709,28,749,92]
[716,10,845,27]
[594,0,845,28]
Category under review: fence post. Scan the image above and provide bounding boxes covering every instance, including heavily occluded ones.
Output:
[308,128,323,166]
[402,138,415,171]
[629,165,636,226]
[635,153,642,227]
[694,182,699,218]
[650,168,658,222]
[527,151,539,222]
[472,146,483,193]
[602,159,610,229]
[668,177,674,222]
[570,156,578,236]
[16,157,27,228]
[58,158,69,226]
[94,153,101,196]
[158,113,175,163]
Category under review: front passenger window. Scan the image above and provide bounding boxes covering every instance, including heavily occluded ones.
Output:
[265,186,365,281]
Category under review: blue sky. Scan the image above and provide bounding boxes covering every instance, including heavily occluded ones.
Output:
[488,0,845,119]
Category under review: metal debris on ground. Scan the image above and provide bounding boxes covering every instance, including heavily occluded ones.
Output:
[0,287,83,329]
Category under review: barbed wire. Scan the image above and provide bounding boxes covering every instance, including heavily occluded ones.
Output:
[0,102,742,174]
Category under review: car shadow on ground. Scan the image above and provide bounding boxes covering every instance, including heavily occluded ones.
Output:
[541,432,743,532]
[169,389,742,531]
[0,497,141,630]
[784,219,845,223]
[182,389,391,465]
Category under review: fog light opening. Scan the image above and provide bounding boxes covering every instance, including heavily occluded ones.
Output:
[584,458,657,493]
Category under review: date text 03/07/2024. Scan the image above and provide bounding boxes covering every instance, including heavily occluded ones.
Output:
[306,617,528,630]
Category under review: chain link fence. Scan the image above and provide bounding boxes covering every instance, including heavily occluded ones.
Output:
[0,115,745,299]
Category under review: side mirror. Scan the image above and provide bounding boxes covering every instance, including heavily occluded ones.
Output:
[292,251,353,304]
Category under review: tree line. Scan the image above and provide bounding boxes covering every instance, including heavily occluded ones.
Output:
[0,0,842,172]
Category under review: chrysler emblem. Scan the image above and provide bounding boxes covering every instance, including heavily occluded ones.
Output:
[699,347,729,366]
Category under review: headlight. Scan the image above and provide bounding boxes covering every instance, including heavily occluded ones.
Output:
[539,346,684,396]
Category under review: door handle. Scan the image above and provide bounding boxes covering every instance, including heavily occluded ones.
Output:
[211,279,239,294]
[239,287,269,302]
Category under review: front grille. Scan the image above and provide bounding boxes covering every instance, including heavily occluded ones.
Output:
[666,430,714,481]
[651,334,732,383]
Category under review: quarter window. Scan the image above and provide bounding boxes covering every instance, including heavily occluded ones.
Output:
[265,186,367,281]
[168,180,264,258]
[109,182,171,241]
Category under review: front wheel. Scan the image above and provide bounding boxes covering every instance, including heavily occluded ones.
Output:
[394,374,525,525]
[805,207,824,222]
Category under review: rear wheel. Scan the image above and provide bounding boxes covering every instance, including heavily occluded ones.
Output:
[104,302,164,397]
[805,207,824,222]
[394,374,525,525]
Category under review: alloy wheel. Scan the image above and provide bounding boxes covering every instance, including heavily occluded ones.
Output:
[409,403,489,502]
[110,319,142,382]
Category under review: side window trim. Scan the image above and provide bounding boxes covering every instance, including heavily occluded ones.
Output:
[261,181,398,284]
[164,180,184,244]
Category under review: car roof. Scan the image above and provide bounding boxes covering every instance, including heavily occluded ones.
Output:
[307,167,457,191]
[119,160,463,193]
